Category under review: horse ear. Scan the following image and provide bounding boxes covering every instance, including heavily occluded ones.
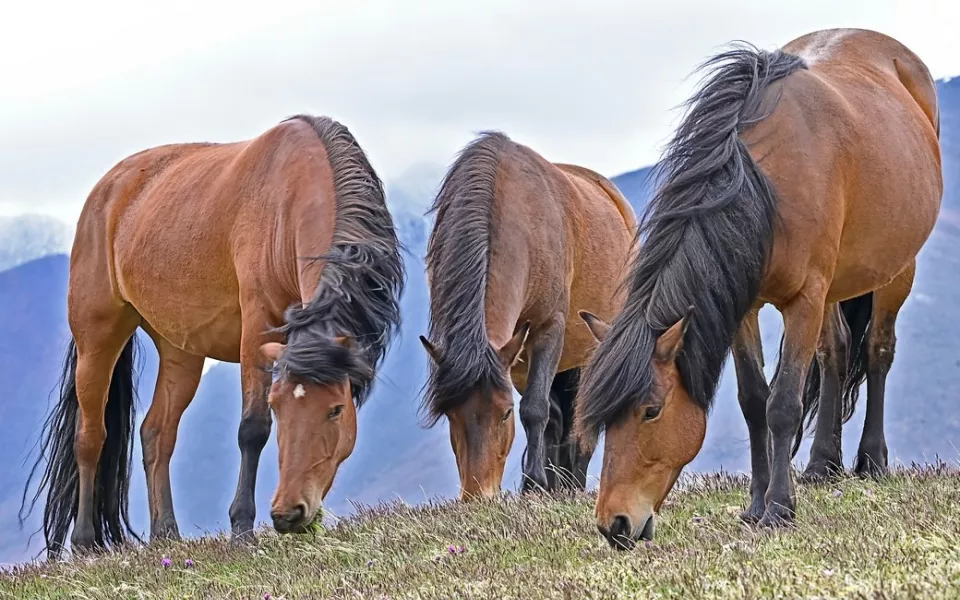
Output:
[419,336,441,363]
[499,321,531,367]
[260,342,286,364]
[654,306,694,363]
[578,310,611,342]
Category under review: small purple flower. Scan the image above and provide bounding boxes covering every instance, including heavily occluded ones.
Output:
[865,489,875,498]
[366,559,375,568]
[643,540,654,549]
[161,556,172,568]
[457,545,467,555]
[832,489,843,498]
[264,594,272,600]
[447,545,457,554]
[184,559,195,568]
[693,516,703,523]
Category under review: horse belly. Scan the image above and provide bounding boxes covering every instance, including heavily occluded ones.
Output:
[116,248,244,362]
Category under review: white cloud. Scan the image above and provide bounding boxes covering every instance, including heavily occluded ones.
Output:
[1,0,959,224]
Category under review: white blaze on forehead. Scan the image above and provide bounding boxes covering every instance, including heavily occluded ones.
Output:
[293,384,306,399]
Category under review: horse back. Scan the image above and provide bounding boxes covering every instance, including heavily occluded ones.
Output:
[756,29,942,305]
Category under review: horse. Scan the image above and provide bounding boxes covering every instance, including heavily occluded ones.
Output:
[19,115,404,558]
[418,132,636,499]
[573,28,941,549]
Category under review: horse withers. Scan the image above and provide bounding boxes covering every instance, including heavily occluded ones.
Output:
[575,28,942,549]
[20,115,404,557]
[419,132,636,499]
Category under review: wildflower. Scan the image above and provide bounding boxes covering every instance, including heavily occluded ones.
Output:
[161,557,172,568]
[643,540,654,549]
[366,559,375,568]
[184,559,195,568]
[823,568,835,577]
[865,489,875,498]
[264,594,272,600]
[693,516,703,523]
[832,489,843,498]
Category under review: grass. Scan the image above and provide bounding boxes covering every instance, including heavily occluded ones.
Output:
[3,466,960,599]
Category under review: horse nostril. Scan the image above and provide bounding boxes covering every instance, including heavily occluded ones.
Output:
[610,515,632,538]
[292,504,306,523]
[272,504,308,534]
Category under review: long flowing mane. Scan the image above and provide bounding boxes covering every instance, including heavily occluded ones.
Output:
[421,131,512,424]
[575,46,806,439]
[276,115,405,407]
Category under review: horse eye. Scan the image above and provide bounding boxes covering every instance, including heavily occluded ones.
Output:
[328,405,345,419]
[643,405,662,421]
[501,408,513,422]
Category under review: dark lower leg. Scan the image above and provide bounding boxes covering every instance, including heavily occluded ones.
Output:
[544,389,565,491]
[519,320,565,493]
[760,298,823,527]
[802,305,848,481]
[856,314,895,477]
[228,400,271,540]
[732,311,771,523]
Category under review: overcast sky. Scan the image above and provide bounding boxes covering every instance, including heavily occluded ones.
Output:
[2,0,959,224]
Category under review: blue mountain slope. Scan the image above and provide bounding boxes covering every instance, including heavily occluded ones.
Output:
[2,78,959,564]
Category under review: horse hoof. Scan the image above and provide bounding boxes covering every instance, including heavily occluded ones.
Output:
[853,454,889,479]
[739,503,765,525]
[758,504,796,529]
[799,461,844,485]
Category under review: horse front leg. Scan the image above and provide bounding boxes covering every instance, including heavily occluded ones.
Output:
[519,316,565,493]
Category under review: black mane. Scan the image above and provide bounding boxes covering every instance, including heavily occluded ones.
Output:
[576,45,806,439]
[421,131,513,424]
[276,114,405,407]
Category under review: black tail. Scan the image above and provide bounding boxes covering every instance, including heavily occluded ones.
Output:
[790,294,873,456]
[20,337,141,558]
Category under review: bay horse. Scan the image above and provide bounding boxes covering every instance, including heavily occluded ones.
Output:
[574,28,941,549]
[418,132,636,498]
[20,115,404,558]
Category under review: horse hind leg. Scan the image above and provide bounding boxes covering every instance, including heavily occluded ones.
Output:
[553,368,592,491]
[71,306,141,552]
[855,262,914,477]
[140,331,204,541]
[799,302,849,483]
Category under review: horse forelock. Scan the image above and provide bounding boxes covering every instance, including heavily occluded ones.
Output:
[276,114,404,408]
[576,44,806,439]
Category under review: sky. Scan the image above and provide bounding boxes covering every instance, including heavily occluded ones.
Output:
[2,0,959,224]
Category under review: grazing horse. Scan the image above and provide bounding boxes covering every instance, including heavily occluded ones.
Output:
[20,115,404,558]
[419,132,636,498]
[574,28,941,549]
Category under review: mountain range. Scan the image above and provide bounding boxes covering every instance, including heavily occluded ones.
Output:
[2,78,959,564]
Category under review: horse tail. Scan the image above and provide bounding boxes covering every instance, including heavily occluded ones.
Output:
[838,293,873,422]
[20,337,141,557]
[790,293,873,456]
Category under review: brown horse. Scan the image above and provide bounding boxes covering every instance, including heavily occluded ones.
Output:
[574,28,941,549]
[20,115,404,558]
[418,132,636,498]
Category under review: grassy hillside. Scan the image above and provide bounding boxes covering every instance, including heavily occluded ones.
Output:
[4,467,960,599]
